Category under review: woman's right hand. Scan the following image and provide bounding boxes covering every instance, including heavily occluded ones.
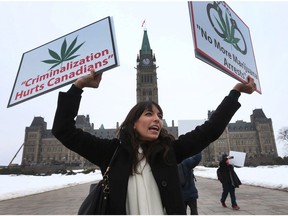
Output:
[74,69,103,89]
[233,76,256,94]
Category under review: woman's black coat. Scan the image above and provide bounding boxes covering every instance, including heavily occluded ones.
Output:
[52,85,241,214]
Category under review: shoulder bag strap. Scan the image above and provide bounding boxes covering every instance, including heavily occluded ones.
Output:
[103,145,119,176]
[102,145,119,194]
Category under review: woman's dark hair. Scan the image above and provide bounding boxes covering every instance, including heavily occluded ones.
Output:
[117,101,175,173]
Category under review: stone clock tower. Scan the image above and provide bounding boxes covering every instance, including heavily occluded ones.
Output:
[136,29,158,103]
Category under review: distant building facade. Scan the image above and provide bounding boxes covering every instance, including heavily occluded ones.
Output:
[21,108,277,167]
[22,116,92,167]
[202,109,278,165]
[21,30,278,167]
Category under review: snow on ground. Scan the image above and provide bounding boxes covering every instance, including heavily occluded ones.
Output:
[0,170,102,201]
[194,165,288,191]
[0,166,287,201]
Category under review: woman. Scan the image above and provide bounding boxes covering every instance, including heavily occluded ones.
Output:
[52,70,256,214]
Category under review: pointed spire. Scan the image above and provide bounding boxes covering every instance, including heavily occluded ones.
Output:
[141,29,151,55]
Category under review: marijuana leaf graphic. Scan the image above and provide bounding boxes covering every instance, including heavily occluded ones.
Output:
[42,36,85,70]
[214,12,241,51]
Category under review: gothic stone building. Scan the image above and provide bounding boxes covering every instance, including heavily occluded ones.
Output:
[203,109,278,166]
[21,109,277,167]
[21,29,278,167]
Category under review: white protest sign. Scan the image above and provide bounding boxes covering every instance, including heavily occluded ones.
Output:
[8,16,119,108]
[178,120,205,136]
[188,1,261,94]
[229,150,246,167]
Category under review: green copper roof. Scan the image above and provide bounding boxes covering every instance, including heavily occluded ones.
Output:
[141,30,151,54]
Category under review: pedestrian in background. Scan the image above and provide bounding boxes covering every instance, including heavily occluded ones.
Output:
[178,153,202,214]
[218,153,241,210]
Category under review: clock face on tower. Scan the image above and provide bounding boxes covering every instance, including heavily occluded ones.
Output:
[142,58,150,65]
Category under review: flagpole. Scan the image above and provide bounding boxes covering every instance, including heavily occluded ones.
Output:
[141,19,146,29]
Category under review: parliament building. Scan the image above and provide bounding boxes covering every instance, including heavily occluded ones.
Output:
[21,30,278,167]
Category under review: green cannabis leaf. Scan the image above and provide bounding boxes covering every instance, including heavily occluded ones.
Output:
[214,12,240,52]
[42,36,85,70]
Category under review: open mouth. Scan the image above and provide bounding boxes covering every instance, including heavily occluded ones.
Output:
[149,125,160,132]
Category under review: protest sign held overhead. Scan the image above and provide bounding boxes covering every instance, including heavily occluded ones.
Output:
[188,1,261,94]
[8,16,119,108]
[229,150,246,167]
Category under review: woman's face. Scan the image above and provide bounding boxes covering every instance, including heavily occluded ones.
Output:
[133,105,163,141]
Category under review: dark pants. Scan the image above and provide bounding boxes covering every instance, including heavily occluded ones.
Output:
[221,183,237,206]
[185,199,198,215]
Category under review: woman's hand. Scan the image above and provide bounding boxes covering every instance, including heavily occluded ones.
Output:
[233,76,257,94]
[74,69,103,89]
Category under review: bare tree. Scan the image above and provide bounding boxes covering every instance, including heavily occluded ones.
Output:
[278,127,288,143]
[278,127,288,157]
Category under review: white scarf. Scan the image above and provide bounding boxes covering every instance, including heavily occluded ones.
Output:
[126,148,166,214]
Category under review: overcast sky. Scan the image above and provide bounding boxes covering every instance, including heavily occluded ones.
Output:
[1,1,288,166]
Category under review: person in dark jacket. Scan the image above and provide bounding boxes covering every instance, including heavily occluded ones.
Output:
[52,70,256,214]
[218,153,242,210]
[179,153,202,215]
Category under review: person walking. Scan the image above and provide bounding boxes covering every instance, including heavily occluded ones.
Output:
[218,153,242,210]
[178,153,202,215]
[52,69,256,214]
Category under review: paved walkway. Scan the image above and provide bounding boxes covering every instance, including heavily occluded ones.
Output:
[0,177,287,215]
